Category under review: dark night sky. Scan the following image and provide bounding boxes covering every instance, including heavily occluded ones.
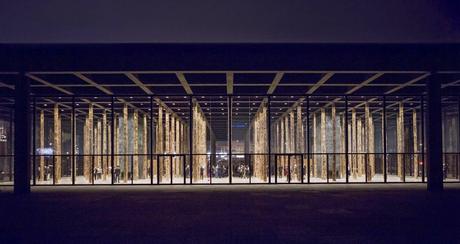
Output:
[1,0,459,43]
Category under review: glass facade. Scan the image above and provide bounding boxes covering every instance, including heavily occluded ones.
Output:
[0,97,14,185]
[1,94,459,185]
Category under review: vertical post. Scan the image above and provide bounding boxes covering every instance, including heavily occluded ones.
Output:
[14,72,31,194]
[189,96,193,184]
[287,155,291,183]
[228,96,232,183]
[131,154,134,184]
[426,72,443,192]
[267,96,271,183]
[170,155,173,184]
[9,109,14,182]
[345,95,349,183]
[111,96,115,185]
[150,96,154,184]
[157,154,160,184]
[421,96,425,182]
[52,154,56,185]
[458,95,460,181]
[326,154,329,183]
[72,96,76,185]
[32,97,36,185]
[274,154,278,183]
[307,96,310,183]
[383,96,387,183]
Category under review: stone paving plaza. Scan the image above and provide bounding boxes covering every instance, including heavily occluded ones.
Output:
[1,184,459,243]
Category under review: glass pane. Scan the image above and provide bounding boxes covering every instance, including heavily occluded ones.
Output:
[0,97,14,185]
[442,96,459,181]
[193,96,229,184]
[232,95,268,183]
[386,96,422,182]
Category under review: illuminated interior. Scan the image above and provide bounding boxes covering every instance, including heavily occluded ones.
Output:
[0,71,459,185]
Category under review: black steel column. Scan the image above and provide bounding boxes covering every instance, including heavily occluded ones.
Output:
[150,96,154,184]
[111,96,115,184]
[421,96,425,182]
[383,96,387,183]
[32,97,36,185]
[71,96,76,185]
[457,96,460,181]
[426,72,443,192]
[189,96,193,184]
[267,96,271,183]
[14,72,31,194]
[306,96,310,183]
[228,96,232,183]
[345,95,349,183]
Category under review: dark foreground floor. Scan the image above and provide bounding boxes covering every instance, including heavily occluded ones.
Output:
[0,184,459,243]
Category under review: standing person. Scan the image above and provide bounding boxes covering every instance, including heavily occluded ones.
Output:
[200,166,204,180]
[114,167,120,183]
